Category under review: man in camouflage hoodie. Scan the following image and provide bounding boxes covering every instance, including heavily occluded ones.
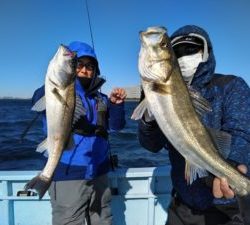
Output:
[138,25,250,225]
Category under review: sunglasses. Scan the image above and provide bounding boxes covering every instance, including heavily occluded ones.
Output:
[76,61,96,71]
[173,44,203,59]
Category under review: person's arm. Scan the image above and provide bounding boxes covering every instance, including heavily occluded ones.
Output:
[108,88,126,131]
[138,118,167,153]
[31,85,47,132]
[222,77,250,171]
[213,77,250,198]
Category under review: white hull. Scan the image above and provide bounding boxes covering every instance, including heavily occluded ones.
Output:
[0,166,172,225]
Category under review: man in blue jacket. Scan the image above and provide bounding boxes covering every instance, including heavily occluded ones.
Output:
[32,41,126,225]
[138,25,250,225]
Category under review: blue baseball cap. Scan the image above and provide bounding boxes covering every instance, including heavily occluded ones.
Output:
[68,41,100,75]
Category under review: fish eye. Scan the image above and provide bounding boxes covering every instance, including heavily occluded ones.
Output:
[160,41,168,48]
[160,36,168,48]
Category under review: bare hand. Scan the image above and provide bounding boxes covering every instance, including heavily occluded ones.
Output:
[109,88,126,104]
[213,164,248,199]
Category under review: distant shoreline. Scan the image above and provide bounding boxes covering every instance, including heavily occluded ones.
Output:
[125,98,139,102]
[0,97,31,100]
[0,97,139,102]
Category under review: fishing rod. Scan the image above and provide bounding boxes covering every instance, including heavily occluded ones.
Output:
[85,0,95,50]
[84,0,118,171]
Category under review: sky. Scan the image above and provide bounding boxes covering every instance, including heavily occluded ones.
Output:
[0,0,250,98]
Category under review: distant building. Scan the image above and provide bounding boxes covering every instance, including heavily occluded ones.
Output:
[124,85,141,100]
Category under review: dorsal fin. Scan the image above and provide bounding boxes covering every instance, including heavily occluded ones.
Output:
[187,85,212,116]
[206,127,232,159]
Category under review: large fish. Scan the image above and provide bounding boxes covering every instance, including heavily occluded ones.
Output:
[132,26,250,224]
[25,45,76,199]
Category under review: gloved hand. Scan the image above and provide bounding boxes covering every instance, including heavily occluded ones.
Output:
[95,125,109,140]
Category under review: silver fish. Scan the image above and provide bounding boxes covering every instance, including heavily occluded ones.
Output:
[132,26,250,198]
[25,45,76,199]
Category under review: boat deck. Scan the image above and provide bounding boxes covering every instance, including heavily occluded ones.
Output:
[0,166,172,225]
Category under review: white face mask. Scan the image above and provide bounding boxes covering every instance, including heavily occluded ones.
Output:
[178,52,203,84]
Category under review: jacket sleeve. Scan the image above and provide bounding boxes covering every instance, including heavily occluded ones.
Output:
[31,86,47,133]
[138,118,167,153]
[222,77,250,174]
[31,85,45,110]
[108,101,126,131]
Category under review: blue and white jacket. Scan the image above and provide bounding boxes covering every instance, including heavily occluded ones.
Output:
[138,25,250,210]
[32,77,125,181]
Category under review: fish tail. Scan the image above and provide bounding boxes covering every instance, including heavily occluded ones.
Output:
[24,174,51,200]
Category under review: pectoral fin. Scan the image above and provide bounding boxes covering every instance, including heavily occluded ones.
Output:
[187,85,212,116]
[52,88,69,108]
[131,98,152,120]
[31,96,46,112]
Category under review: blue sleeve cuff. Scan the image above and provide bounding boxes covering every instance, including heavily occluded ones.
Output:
[108,101,126,131]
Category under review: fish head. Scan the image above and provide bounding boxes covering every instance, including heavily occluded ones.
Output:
[139,26,175,82]
[47,45,76,89]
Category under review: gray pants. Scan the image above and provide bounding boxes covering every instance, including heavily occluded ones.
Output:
[49,174,112,225]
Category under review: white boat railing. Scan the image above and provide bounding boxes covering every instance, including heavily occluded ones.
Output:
[0,166,172,225]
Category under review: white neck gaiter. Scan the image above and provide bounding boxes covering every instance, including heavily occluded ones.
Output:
[178,52,203,84]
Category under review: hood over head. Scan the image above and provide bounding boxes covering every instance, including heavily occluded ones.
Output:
[67,41,100,75]
[170,25,216,88]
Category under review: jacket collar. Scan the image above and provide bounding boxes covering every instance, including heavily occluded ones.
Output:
[75,76,106,97]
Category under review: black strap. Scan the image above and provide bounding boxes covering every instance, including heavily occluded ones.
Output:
[20,113,41,142]
[73,118,108,140]
[73,95,108,140]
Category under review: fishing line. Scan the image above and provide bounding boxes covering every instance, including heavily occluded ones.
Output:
[84,0,118,169]
[85,0,95,50]
[19,113,40,142]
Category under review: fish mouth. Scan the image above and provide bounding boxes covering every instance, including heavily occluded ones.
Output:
[147,58,168,68]
[150,58,166,63]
